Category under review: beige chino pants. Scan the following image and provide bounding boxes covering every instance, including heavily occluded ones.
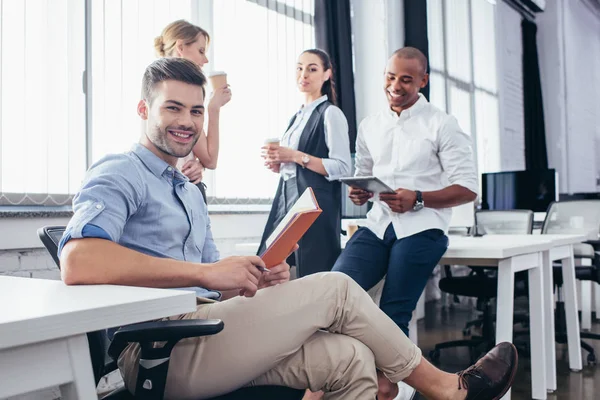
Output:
[118,272,421,399]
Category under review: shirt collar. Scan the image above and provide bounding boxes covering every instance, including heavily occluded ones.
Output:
[299,95,328,115]
[130,143,188,183]
[386,93,428,120]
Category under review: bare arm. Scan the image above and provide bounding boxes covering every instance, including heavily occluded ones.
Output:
[61,238,265,296]
[191,85,231,169]
[379,184,477,213]
[191,109,220,169]
[422,184,477,208]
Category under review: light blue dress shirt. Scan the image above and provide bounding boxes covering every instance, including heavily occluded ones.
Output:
[59,143,221,299]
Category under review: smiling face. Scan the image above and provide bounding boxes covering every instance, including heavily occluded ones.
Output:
[296,52,331,97]
[176,33,209,69]
[384,55,429,114]
[138,79,205,165]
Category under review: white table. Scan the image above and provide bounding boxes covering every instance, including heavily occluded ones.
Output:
[441,235,555,400]
[502,234,587,393]
[0,276,197,399]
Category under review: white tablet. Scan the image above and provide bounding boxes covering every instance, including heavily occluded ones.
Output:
[339,176,395,194]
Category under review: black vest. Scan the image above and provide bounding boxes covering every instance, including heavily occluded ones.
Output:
[258,101,342,277]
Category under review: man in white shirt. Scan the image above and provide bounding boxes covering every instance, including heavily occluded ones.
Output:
[333,48,478,397]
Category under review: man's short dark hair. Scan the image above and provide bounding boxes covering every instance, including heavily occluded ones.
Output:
[391,47,428,75]
[141,57,206,102]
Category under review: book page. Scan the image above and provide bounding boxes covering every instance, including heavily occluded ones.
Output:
[266,188,317,248]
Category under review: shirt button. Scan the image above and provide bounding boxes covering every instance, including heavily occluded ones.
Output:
[167,167,173,172]
[95,204,102,209]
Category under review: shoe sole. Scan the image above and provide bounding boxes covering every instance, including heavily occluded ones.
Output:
[492,343,519,400]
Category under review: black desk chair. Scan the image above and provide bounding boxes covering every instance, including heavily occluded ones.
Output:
[37,226,304,400]
[541,200,600,366]
[430,210,533,363]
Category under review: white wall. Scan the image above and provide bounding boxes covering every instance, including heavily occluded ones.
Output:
[538,0,600,193]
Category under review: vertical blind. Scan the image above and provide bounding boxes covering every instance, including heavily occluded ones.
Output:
[0,0,315,205]
[426,0,500,176]
[0,0,85,205]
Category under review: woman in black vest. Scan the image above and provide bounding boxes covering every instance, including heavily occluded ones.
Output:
[258,49,351,277]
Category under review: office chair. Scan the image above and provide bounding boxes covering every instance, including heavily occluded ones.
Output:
[37,226,304,400]
[430,210,533,364]
[541,200,600,366]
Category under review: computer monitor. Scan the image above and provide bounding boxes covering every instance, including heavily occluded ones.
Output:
[481,169,558,212]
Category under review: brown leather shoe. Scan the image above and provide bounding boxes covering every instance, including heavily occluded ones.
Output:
[457,342,518,400]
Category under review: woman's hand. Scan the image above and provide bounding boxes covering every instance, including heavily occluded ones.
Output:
[208,85,232,111]
[181,159,204,184]
[261,144,298,164]
[264,161,281,173]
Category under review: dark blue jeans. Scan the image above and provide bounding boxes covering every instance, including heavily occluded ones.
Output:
[332,224,448,336]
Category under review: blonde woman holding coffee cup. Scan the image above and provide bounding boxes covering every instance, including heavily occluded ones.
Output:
[259,49,351,278]
[154,20,231,201]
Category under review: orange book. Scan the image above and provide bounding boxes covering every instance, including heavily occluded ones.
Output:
[260,187,322,268]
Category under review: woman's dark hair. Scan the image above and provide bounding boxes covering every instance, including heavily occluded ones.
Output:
[302,48,337,105]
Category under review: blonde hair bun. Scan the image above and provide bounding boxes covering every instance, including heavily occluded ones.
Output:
[154,36,165,57]
[156,20,210,58]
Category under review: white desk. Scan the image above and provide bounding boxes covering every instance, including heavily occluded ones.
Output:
[441,235,555,400]
[505,234,587,392]
[0,276,197,399]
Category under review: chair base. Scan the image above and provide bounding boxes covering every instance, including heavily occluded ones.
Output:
[429,336,495,365]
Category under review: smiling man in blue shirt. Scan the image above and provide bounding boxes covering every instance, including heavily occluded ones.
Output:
[58,57,518,400]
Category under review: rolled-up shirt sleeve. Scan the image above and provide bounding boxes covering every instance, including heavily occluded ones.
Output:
[354,120,374,177]
[322,106,352,181]
[438,116,479,196]
[59,155,145,255]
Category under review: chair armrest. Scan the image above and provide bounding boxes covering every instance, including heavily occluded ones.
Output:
[108,319,224,360]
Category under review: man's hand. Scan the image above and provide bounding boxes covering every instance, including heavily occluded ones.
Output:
[348,186,373,206]
[379,189,417,213]
[259,261,291,289]
[181,159,204,184]
[258,243,297,289]
[201,256,265,298]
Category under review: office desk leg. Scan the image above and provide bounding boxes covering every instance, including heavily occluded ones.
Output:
[562,249,583,371]
[496,259,515,400]
[59,334,97,400]
[580,259,593,330]
[542,250,557,392]
[528,256,547,400]
[595,283,600,320]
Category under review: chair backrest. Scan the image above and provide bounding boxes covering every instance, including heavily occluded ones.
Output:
[474,210,534,235]
[37,226,66,268]
[541,200,600,238]
[37,225,110,385]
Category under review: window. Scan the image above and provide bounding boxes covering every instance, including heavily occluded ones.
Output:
[206,0,315,200]
[426,0,500,177]
[0,0,315,206]
[0,0,86,205]
[91,0,197,162]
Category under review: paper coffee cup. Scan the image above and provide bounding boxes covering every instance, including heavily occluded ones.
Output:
[264,138,280,146]
[347,223,358,238]
[208,71,227,89]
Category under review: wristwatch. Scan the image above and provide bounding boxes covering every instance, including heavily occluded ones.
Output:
[413,190,424,211]
[300,153,310,168]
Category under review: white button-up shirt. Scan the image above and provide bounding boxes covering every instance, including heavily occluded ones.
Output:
[280,95,351,181]
[356,94,478,240]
